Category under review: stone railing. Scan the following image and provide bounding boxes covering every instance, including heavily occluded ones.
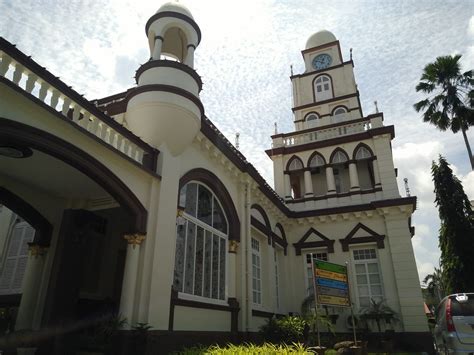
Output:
[272,115,384,148]
[0,38,156,168]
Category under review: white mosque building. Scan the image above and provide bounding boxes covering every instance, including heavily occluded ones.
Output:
[0,2,430,353]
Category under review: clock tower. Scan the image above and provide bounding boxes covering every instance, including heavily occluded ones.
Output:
[267,30,400,211]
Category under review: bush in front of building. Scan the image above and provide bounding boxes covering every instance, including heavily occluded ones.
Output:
[259,315,307,344]
[172,342,313,354]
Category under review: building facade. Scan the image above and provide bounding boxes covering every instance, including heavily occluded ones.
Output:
[0,2,429,353]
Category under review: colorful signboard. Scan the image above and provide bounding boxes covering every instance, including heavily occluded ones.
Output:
[312,259,351,307]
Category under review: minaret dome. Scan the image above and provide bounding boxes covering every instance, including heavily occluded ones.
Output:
[305,30,337,49]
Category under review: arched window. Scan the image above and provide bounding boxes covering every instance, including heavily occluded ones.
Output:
[314,75,333,101]
[355,146,372,160]
[333,107,347,123]
[331,150,349,193]
[288,158,303,171]
[308,153,327,195]
[287,157,304,198]
[331,150,348,164]
[305,113,319,129]
[354,146,375,189]
[174,182,228,300]
[309,154,325,168]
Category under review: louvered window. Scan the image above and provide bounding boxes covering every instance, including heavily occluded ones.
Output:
[0,222,34,295]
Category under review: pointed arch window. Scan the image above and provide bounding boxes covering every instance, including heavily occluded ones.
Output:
[288,158,304,171]
[331,150,349,193]
[287,157,304,198]
[354,146,375,189]
[314,75,333,101]
[309,154,325,168]
[174,182,228,301]
[331,150,348,164]
[355,146,372,160]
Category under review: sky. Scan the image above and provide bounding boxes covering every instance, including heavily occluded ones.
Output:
[1,0,473,283]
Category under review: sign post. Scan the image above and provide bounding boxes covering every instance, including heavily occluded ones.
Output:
[311,257,358,349]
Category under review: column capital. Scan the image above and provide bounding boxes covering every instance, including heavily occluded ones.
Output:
[28,244,48,258]
[228,240,239,253]
[123,234,146,249]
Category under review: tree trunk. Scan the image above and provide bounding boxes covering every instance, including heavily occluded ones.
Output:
[461,127,474,170]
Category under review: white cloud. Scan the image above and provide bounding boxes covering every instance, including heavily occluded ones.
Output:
[416,260,437,283]
[1,0,473,283]
[468,16,474,36]
[461,171,474,201]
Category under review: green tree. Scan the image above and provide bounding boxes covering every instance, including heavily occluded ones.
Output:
[359,298,398,333]
[432,156,474,293]
[422,266,445,303]
[414,55,474,169]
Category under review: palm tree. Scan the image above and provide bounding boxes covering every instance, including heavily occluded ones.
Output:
[423,267,445,303]
[359,298,398,333]
[414,55,474,170]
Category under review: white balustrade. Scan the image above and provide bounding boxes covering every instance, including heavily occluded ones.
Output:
[0,50,148,165]
[275,117,380,148]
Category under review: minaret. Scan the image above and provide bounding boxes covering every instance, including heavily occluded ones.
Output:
[125,1,203,156]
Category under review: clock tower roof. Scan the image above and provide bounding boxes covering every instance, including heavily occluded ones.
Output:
[305,30,337,49]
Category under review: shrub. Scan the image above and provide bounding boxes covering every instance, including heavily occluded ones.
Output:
[173,342,313,354]
[259,315,307,344]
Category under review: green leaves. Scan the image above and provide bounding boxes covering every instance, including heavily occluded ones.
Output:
[173,342,313,354]
[259,316,307,344]
[414,55,474,168]
[432,156,474,293]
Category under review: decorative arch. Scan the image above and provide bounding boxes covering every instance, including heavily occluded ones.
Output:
[285,155,304,171]
[312,73,334,102]
[293,227,335,256]
[339,223,385,251]
[273,223,288,254]
[331,105,349,115]
[307,151,326,168]
[304,112,320,121]
[0,118,147,234]
[179,168,240,241]
[250,204,272,245]
[352,143,374,160]
[0,187,52,246]
[161,26,189,62]
[329,147,349,164]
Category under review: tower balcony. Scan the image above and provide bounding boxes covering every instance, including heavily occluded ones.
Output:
[271,114,384,149]
[125,59,204,156]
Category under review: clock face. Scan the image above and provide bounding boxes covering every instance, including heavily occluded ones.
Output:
[312,54,332,70]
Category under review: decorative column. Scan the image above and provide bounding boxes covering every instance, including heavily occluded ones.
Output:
[348,162,360,191]
[228,240,239,298]
[372,159,381,187]
[325,166,336,194]
[284,173,292,200]
[185,44,196,68]
[119,233,146,328]
[15,244,48,331]
[303,170,314,198]
[152,36,163,60]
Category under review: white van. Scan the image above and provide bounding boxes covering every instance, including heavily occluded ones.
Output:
[434,293,474,354]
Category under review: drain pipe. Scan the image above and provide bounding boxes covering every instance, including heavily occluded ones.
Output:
[244,181,251,335]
